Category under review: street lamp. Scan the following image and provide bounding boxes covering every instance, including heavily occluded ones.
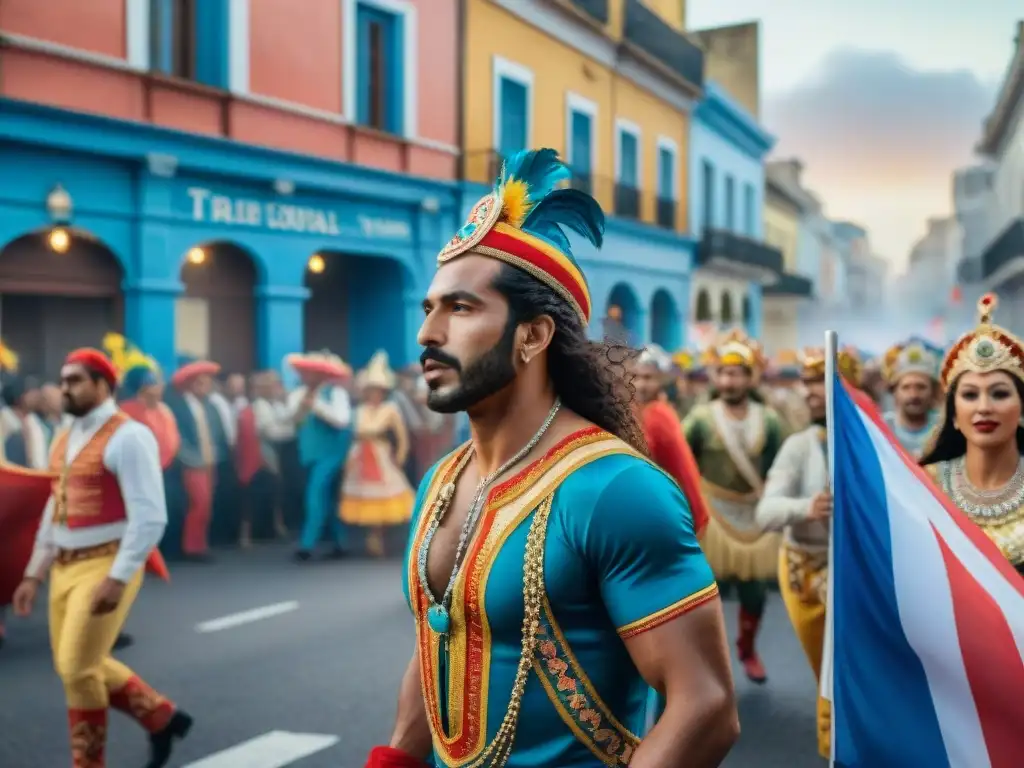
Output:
[46,184,73,254]
[308,254,326,274]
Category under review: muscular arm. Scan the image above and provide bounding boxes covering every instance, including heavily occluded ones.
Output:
[627,601,738,767]
[388,654,432,759]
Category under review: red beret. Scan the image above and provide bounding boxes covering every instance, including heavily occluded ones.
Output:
[171,360,221,388]
[65,348,118,388]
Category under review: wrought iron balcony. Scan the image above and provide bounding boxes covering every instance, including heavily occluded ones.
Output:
[763,271,814,298]
[614,183,641,220]
[656,197,676,229]
[622,0,704,90]
[979,217,1024,283]
[697,228,783,285]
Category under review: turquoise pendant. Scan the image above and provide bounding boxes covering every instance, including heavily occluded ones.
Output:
[427,604,451,634]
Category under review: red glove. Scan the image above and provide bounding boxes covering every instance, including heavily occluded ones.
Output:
[365,746,430,768]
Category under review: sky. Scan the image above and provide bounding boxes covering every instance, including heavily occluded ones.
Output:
[686,0,1022,272]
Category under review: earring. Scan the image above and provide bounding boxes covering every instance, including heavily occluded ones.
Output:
[521,349,530,364]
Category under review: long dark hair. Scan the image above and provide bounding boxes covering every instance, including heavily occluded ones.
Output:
[919,376,1024,465]
[492,263,649,455]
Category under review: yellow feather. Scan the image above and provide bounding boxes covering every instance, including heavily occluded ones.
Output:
[500,179,532,228]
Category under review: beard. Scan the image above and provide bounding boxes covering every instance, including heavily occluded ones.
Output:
[62,394,91,417]
[424,323,518,413]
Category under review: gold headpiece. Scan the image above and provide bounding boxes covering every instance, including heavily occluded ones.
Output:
[799,346,863,386]
[672,350,694,371]
[881,335,942,387]
[940,293,1024,389]
[0,338,19,373]
[707,329,765,373]
[357,350,396,391]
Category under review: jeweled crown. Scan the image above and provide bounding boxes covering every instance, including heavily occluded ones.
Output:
[940,293,1024,389]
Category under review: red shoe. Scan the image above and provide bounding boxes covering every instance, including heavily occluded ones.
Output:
[737,607,768,684]
[365,746,431,768]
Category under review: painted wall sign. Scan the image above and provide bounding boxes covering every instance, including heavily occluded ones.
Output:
[185,187,412,240]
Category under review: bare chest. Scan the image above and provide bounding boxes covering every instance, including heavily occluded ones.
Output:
[424,478,479,600]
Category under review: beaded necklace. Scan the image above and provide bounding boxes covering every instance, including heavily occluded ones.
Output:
[416,399,561,636]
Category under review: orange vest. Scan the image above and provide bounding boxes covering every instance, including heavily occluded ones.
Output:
[50,412,129,530]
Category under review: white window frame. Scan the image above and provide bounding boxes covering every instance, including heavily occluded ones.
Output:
[342,0,419,139]
[492,56,535,153]
[655,136,680,201]
[614,118,643,187]
[228,0,250,94]
[564,92,598,173]
[125,0,150,70]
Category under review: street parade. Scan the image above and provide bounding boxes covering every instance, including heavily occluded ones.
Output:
[2,3,1024,767]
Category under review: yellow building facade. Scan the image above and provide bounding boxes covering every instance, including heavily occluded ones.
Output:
[462,0,703,236]
[764,193,801,273]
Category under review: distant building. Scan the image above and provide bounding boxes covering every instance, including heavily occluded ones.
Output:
[971,20,1024,328]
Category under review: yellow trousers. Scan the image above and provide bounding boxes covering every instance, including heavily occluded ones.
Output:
[49,551,174,768]
[778,546,831,759]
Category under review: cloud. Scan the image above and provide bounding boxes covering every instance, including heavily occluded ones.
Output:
[763,50,998,264]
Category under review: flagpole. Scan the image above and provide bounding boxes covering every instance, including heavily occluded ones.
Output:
[822,330,838,767]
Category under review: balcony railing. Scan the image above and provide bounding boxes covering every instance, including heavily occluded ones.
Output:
[979,217,1024,282]
[564,0,609,25]
[614,183,641,220]
[698,228,783,285]
[764,272,815,298]
[622,0,704,90]
[656,197,676,229]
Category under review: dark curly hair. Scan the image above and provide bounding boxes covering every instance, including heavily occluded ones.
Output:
[492,263,649,455]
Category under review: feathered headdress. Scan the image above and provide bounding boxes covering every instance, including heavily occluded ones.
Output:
[438,149,604,325]
[0,338,18,373]
[102,333,159,380]
[940,293,1024,390]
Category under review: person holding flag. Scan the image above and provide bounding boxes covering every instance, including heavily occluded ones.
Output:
[880,336,942,458]
[920,293,1024,575]
[755,345,863,759]
[822,304,1024,767]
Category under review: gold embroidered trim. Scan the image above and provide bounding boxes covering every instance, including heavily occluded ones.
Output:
[616,583,720,639]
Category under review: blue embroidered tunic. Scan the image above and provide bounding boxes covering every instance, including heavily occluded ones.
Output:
[403,427,718,767]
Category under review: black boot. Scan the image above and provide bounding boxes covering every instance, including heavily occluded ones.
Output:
[146,709,193,768]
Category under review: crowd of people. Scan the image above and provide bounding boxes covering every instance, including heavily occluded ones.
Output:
[0,340,458,648]
[1,147,1021,768]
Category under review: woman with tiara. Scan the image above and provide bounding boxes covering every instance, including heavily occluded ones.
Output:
[920,293,1024,576]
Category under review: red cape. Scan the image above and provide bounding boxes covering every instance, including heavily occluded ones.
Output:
[0,465,168,605]
[641,401,710,536]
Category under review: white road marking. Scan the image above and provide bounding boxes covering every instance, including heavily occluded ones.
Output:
[194,601,300,633]
[182,730,340,768]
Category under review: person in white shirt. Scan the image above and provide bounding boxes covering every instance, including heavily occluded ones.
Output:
[1,375,48,469]
[10,348,191,768]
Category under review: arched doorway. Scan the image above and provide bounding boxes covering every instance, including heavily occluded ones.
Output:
[304,252,408,367]
[0,230,123,378]
[650,289,681,350]
[720,291,734,327]
[605,283,642,345]
[694,288,712,322]
[178,242,257,375]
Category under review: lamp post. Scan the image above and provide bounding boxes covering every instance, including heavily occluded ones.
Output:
[45,184,73,254]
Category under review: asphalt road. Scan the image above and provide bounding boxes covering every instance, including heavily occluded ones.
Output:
[0,545,825,767]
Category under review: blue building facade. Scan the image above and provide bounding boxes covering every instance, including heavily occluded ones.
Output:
[0,99,461,378]
[458,184,696,351]
[688,82,777,341]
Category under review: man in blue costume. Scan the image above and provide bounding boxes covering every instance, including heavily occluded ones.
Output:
[287,352,353,561]
[365,150,738,768]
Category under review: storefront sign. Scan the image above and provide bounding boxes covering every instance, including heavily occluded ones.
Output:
[185,187,411,240]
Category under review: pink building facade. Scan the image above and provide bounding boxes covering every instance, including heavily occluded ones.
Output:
[0,0,460,376]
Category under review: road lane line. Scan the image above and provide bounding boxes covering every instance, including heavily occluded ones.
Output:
[182,730,339,767]
[195,601,300,633]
